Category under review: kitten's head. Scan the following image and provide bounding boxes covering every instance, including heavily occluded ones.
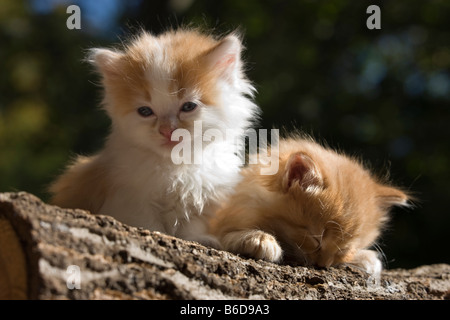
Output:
[88,29,257,157]
[259,138,410,267]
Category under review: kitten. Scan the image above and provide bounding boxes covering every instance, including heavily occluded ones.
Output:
[49,29,259,247]
[210,136,410,274]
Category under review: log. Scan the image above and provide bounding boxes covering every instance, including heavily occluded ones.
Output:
[0,192,448,300]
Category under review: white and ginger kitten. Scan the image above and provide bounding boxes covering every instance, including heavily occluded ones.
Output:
[50,29,258,246]
[210,137,410,275]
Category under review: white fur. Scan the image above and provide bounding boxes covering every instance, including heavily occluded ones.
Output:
[52,31,259,248]
[351,249,383,276]
[221,230,283,262]
[94,35,258,246]
[97,135,242,242]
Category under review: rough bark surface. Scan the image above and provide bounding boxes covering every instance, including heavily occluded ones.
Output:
[0,192,448,300]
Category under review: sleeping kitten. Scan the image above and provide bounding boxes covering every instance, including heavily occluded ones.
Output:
[210,136,410,274]
[49,29,259,246]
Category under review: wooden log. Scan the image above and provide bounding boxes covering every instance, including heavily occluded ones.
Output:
[0,192,449,300]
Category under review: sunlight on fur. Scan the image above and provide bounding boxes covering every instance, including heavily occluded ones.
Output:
[49,28,259,246]
[210,136,411,275]
[49,27,411,276]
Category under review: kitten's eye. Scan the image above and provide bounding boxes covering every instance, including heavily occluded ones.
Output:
[137,106,154,117]
[181,102,198,112]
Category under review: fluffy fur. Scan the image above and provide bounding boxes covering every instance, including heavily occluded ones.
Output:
[49,29,259,246]
[210,136,410,274]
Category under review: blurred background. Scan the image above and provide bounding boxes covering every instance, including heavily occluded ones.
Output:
[0,0,448,269]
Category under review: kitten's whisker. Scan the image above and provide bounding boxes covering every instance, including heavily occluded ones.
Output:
[317,228,326,249]
[297,232,308,249]
[334,242,343,253]
[292,243,310,265]
[152,86,175,97]
[325,220,352,241]
[169,87,185,96]
[372,243,388,268]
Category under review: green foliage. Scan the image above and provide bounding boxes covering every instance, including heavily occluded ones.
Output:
[0,0,448,268]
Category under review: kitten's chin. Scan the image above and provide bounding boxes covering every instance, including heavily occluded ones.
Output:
[151,144,176,158]
[162,140,180,148]
[146,140,181,159]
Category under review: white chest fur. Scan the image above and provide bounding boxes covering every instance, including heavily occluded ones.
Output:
[98,140,242,236]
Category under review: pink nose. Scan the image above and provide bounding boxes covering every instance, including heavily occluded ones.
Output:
[159,127,176,140]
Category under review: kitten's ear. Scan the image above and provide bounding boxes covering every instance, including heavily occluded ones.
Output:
[204,34,242,81]
[87,48,123,78]
[283,152,323,192]
[376,186,410,209]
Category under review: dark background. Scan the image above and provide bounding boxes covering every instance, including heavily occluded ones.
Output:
[1,0,448,269]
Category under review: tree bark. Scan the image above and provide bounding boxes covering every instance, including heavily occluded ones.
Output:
[0,192,448,300]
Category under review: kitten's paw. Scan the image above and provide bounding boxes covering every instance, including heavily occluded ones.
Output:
[350,249,382,276]
[222,230,283,263]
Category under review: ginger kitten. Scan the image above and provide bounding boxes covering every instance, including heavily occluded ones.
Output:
[49,29,259,246]
[210,136,410,274]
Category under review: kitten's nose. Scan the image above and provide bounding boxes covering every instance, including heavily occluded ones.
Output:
[159,126,176,140]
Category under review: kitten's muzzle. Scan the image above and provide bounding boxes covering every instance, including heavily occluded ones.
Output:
[159,126,177,140]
